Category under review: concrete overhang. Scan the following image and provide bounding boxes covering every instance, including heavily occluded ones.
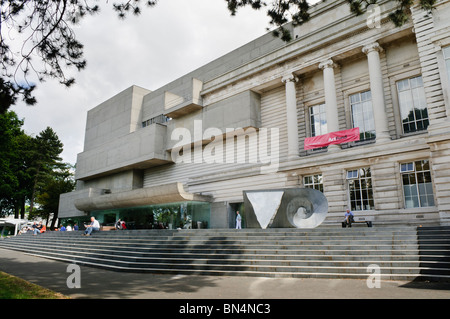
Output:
[76,123,172,181]
[165,90,261,151]
[73,182,212,212]
[164,99,203,119]
[164,78,204,119]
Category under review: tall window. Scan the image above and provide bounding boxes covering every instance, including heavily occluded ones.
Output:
[350,91,376,141]
[396,76,428,134]
[401,160,434,208]
[304,174,324,192]
[444,46,450,84]
[347,167,374,211]
[309,104,327,137]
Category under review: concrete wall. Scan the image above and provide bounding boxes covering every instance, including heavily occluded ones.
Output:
[84,86,150,152]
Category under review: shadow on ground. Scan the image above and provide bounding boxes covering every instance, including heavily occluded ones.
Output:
[0,252,219,299]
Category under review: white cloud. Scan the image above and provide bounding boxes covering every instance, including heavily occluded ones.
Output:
[11,0,320,165]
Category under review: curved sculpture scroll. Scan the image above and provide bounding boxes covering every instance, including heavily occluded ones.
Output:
[243,188,328,229]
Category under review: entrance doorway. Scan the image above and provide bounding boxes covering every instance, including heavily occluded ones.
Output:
[228,202,244,229]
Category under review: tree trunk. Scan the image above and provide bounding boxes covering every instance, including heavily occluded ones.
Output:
[28,168,40,216]
[20,200,26,219]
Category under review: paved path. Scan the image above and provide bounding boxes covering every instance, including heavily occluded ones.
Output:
[1,248,449,300]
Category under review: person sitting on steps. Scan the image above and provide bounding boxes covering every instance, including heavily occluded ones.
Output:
[33,221,46,235]
[83,217,100,236]
[343,209,355,228]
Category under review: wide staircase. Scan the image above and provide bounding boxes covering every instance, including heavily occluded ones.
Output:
[0,226,449,282]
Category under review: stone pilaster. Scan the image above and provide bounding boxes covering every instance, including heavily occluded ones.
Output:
[318,59,340,134]
[363,42,391,142]
[282,73,300,159]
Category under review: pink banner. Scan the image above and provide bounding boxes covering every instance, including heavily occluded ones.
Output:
[304,128,360,150]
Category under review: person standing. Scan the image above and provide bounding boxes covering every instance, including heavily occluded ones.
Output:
[236,211,242,229]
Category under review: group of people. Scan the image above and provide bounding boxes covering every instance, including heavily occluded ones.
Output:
[18,217,127,237]
[18,221,47,236]
[19,221,80,235]
[18,209,355,237]
[16,209,356,238]
[57,224,78,231]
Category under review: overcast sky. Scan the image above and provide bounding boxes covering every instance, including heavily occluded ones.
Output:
[12,0,319,166]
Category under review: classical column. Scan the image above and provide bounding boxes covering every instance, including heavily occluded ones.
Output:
[319,59,340,151]
[319,59,340,134]
[362,42,391,142]
[282,73,299,159]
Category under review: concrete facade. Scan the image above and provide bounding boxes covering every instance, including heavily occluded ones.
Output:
[59,0,450,228]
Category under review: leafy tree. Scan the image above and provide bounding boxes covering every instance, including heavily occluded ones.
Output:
[10,133,35,219]
[0,111,24,217]
[27,127,64,216]
[0,113,66,219]
[0,0,437,113]
[0,111,37,219]
[1,0,100,112]
[33,163,75,229]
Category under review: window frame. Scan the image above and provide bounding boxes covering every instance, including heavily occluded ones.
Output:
[389,68,427,139]
[303,97,328,155]
[349,90,376,142]
[443,46,450,85]
[309,103,327,138]
[303,174,324,193]
[346,167,374,211]
[395,75,429,135]
[142,114,171,128]
[400,160,435,209]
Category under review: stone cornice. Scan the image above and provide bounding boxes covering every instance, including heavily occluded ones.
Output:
[201,1,410,97]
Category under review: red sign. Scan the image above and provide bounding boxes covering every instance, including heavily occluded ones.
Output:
[304,128,360,150]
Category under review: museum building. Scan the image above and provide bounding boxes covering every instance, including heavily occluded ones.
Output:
[59,0,450,229]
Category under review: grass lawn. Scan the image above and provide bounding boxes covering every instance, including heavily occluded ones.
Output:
[0,271,69,299]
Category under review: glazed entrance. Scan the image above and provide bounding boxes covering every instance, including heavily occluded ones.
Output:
[87,201,210,230]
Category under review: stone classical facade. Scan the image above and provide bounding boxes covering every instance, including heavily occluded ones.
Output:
[59,0,450,228]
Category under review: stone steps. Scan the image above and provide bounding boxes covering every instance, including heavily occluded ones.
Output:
[1,226,449,281]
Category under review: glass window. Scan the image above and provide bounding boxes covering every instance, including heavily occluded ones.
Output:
[142,114,171,127]
[444,46,450,84]
[304,174,324,192]
[347,167,374,211]
[309,104,327,137]
[401,160,434,208]
[350,91,376,141]
[92,201,211,230]
[396,76,429,134]
[346,170,358,179]
[400,162,414,173]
